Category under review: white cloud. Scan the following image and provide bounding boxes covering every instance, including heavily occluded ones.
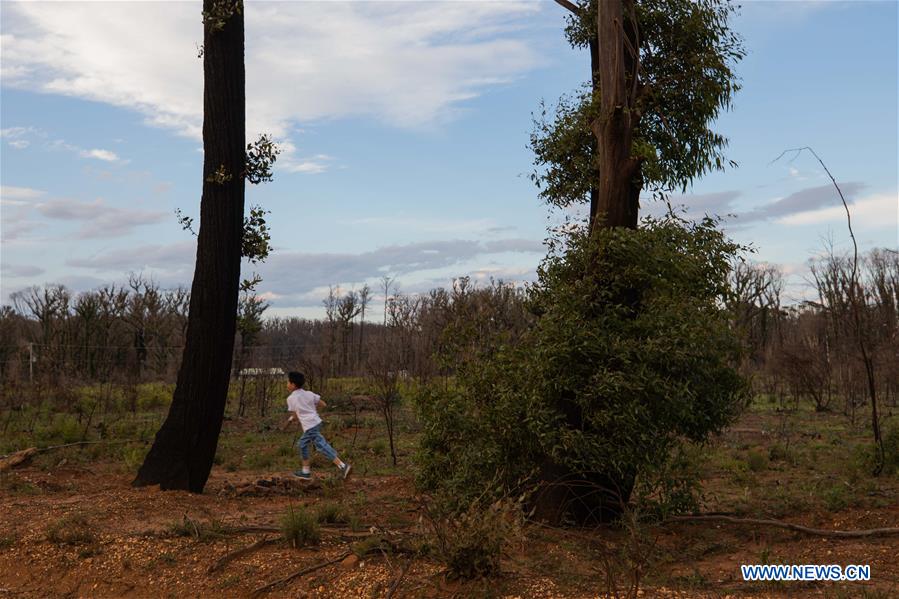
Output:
[776,192,898,229]
[1,1,543,159]
[79,148,121,162]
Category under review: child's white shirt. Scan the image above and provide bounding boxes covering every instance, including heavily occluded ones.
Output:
[286,389,323,431]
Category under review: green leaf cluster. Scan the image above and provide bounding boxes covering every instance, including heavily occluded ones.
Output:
[532,0,745,208]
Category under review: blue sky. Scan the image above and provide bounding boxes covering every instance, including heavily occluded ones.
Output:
[1,0,896,317]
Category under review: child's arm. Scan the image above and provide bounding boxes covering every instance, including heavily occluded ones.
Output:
[280,412,297,431]
[316,397,328,409]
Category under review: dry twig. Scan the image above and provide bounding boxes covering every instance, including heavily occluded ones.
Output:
[251,551,351,596]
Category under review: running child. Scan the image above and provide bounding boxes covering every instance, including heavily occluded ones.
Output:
[282,371,351,480]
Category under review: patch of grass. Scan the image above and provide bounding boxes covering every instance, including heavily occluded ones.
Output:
[320,476,342,499]
[243,451,275,471]
[46,513,96,545]
[369,438,388,457]
[316,502,348,525]
[746,450,767,472]
[121,445,147,471]
[167,516,229,542]
[427,498,523,580]
[822,484,850,512]
[764,487,810,518]
[78,544,102,558]
[0,475,41,495]
[281,506,319,548]
[352,534,391,558]
[348,514,365,532]
[767,443,795,464]
[156,552,177,566]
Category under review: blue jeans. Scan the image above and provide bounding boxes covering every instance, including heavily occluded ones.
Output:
[298,424,338,462]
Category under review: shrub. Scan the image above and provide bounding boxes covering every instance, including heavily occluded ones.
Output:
[281,506,319,548]
[882,425,899,475]
[426,497,523,580]
[415,216,749,523]
[746,450,768,472]
[46,513,95,545]
[823,484,849,512]
[768,444,795,464]
[316,502,348,525]
[369,438,387,457]
[136,383,172,411]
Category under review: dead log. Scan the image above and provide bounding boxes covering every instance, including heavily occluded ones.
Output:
[0,448,37,472]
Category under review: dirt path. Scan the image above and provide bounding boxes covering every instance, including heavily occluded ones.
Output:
[1,464,897,598]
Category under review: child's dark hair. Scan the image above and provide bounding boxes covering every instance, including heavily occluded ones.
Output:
[288,371,305,388]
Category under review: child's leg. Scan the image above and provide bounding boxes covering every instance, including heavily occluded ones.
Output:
[311,428,344,468]
[298,429,313,473]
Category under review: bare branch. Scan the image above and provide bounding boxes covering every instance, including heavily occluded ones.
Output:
[553,0,583,16]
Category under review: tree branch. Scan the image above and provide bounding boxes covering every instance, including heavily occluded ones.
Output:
[208,536,277,573]
[665,515,899,538]
[251,551,351,596]
[553,0,583,16]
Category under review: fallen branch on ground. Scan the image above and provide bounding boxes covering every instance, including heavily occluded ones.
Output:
[665,515,899,538]
[251,551,351,596]
[0,448,38,472]
[0,439,145,463]
[230,525,374,538]
[208,536,277,573]
[385,558,414,599]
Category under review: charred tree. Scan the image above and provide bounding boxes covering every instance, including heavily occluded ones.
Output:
[134,0,246,492]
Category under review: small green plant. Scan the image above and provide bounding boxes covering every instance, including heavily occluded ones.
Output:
[881,425,899,475]
[46,513,96,545]
[243,451,274,471]
[121,445,147,472]
[746,450,768,472]
[369,438,388,457]
[281,506,319,548]
[316,502,348,525]
[351,535,392,558]
[768,444,794,464]
[167,516,229,541]
[1,475,41,495]
[823,484,850,512]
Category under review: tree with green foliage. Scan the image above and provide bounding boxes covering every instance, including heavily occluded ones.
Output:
[417,0,747,524]
[537,0,744,230]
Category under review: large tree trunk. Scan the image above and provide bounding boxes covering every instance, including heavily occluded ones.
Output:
[588,36,600,225]
[592,0,641,231]
[133,1,245,492]
[532,0,643,525]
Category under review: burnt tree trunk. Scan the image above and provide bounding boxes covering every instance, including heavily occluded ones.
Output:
[535,0,644,525]
[133,1,245,492]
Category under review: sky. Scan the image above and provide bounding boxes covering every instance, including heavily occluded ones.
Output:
[1,0,897,318]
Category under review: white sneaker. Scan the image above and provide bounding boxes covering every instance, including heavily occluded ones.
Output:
[340,463,352,480]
